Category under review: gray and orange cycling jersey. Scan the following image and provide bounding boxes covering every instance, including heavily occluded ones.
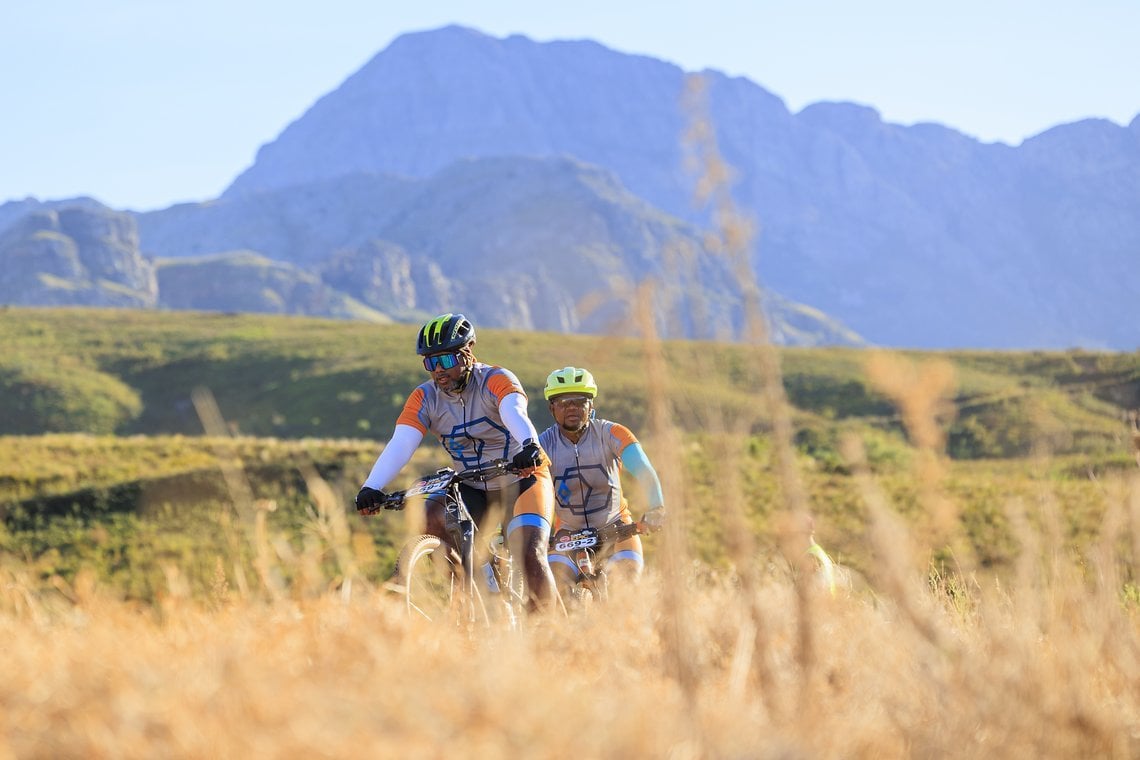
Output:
[538,418,637,531]
[397,362,530,491]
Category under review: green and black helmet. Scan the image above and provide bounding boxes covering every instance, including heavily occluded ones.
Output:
[416,313,476,356]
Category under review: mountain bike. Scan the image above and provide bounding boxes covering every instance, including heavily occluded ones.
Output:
[374,458,525,626]
[549,519,660,604]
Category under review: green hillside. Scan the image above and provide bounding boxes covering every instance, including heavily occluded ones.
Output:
[2,307,1137,455]
[2,307,1138,603]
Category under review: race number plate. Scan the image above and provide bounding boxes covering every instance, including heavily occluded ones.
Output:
[404,470,454,498]
[553,528,599,553]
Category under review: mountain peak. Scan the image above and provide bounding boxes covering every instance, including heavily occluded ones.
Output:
[222,25,757,207]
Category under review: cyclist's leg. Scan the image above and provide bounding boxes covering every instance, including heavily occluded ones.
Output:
[547,543,580,597]
[458,483,491,531]
[458,483,511,596]
[505,465,558,611]
[603,509,645,588]
[605,533,645,584]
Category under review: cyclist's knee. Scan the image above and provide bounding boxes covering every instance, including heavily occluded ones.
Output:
[608,550,645,580]
[548,553,578,584]
[507,513,551,556]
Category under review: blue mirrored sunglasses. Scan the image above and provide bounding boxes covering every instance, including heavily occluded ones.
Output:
[423,352,461,372]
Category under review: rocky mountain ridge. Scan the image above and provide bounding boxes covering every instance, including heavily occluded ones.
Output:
[0,206,157,309]
[0,157,861,344]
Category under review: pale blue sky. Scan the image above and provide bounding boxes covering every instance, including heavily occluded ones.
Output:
[2,0,1137,211]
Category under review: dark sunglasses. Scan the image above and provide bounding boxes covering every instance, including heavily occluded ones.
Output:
[423,353,462,372]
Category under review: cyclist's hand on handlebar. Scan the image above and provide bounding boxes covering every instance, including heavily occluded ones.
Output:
[511,438,543,475]
[640,507,666,532]
[355,486,388,515]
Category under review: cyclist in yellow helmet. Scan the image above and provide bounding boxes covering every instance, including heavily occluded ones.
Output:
[355,313,558,612]
[537,366,665,597]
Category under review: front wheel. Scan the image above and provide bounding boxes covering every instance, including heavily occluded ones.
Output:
[394,534,486,625]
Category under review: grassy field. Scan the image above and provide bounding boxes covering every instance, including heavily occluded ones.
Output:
[2,306,1138,593]
[3,307,1137,450]
[2,306,1139,756]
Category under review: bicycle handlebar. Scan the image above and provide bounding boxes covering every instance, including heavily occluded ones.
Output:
[456,458,519,483]
[376,458,521,511]
[549,519,659,552]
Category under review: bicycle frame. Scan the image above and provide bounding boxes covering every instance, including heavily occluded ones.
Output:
[382,459,520,625]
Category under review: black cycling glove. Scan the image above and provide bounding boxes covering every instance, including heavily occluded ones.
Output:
[355,486,388,515]
[511,439,543,471]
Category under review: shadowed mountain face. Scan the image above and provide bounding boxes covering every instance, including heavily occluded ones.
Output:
[223,26,1140,350]
[1,162,860,344]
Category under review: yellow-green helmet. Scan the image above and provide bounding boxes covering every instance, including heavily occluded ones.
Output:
[543,366,598,400]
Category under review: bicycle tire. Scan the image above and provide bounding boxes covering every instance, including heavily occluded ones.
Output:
[395,534,455,622]
[394,534,487,625]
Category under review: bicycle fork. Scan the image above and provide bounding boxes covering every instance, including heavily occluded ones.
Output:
[483,534,523,629]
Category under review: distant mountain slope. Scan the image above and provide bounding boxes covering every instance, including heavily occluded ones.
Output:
[139,173,416,266]
[0,196,106,235]
[142,155,863,344]
[157,251,390,322]
[224,25,1140,350]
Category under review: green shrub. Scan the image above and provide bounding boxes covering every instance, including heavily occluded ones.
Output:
[0,357,142,434]
[782,372,894,419]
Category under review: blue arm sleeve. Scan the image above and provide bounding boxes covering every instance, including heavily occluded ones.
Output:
[620,442,665,509]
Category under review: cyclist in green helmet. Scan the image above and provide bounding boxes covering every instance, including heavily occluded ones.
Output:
[537,366,665,597]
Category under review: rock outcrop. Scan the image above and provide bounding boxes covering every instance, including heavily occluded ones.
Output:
[0,205,157,307]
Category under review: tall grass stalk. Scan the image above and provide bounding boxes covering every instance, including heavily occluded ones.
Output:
[681,72,820,720]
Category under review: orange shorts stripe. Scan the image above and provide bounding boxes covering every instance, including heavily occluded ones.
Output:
[512,464,554,522]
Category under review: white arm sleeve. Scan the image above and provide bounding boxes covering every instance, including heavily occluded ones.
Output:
[362,424,425,490]
[498,392,539,444]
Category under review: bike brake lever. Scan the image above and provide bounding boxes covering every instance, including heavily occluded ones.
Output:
[463,460,518,481]
[383,491,408,511]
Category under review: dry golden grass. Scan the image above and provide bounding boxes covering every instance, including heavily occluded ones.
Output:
[2,526,1138,759]
[6,352,1135,756]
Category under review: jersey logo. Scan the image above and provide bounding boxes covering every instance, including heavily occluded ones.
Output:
[440,417,510,468]
[556,479,573,503]
[552,464,609,516]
